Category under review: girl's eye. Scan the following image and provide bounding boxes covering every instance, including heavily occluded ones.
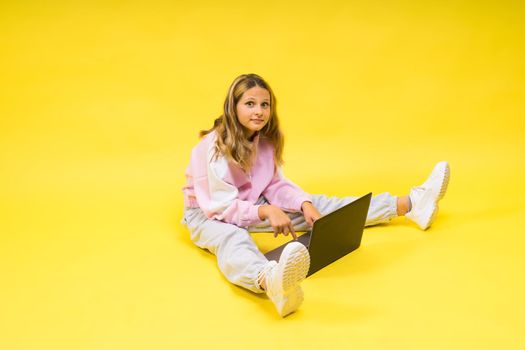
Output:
[245,101,270,107]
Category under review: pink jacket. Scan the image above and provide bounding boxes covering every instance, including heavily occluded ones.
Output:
[182,130,312,227]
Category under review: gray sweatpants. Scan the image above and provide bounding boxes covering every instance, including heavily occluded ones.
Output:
[181,193,398,293]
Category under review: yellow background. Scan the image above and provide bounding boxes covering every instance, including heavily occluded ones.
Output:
[1,1,524,349]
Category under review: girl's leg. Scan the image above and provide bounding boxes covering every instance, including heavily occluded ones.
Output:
[182,206,268,293]
[248,193,398,233]
[182,204,310,317]
[309,193,398,227]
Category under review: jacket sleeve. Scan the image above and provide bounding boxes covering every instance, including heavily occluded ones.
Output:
[262,165,313,213]
[190,146,263,228]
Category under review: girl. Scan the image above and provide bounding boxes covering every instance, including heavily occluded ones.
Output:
[181,73,450,317]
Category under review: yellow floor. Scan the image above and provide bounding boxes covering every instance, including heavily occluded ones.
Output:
[1,1,524,349]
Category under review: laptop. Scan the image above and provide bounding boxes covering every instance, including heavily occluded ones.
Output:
[264,192,372,277]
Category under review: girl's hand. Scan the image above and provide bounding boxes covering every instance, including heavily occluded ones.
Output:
[258,205,297,240]
[301,201,322,227]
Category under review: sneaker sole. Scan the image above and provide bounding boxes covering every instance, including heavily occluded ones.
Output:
[436,161,451,202]
[411,162,450,230]
[278,243,310,316]
[423,162,449,229]
[280,243,310,291]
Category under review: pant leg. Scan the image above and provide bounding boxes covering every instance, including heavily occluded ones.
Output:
[182,206,268,294]
[248,192,398,233]
[311,193,398,226]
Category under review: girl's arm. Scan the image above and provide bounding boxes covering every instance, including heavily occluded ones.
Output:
[190,146,263,228]
[262,165,312,213]
[301,201,322,227]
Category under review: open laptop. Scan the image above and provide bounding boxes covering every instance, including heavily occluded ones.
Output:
[264,192,372,277]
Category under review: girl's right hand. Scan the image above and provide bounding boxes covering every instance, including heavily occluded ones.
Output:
[258,205,297,240]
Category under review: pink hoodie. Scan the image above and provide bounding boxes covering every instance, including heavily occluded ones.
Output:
[182,130,312,228]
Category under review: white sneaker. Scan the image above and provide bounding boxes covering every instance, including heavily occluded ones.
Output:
[405,161,450,230]
[259,242,310,317]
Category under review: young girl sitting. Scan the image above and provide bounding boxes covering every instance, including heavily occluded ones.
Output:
[181,73,450,317]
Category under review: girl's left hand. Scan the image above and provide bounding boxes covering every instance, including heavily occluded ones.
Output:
[301,201,322,227]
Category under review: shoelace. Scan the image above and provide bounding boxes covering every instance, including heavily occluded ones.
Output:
[411,184,428,199]
[256,261,277,291]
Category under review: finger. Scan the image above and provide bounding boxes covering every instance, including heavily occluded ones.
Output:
[283,226,290,236]
[290,225,297,240]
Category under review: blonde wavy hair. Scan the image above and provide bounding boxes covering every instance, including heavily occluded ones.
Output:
[199,73,285,172]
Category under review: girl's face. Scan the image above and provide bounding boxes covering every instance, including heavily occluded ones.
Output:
[235,86,271,139]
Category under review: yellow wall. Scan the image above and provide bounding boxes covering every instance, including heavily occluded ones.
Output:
[1,1,524,349]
